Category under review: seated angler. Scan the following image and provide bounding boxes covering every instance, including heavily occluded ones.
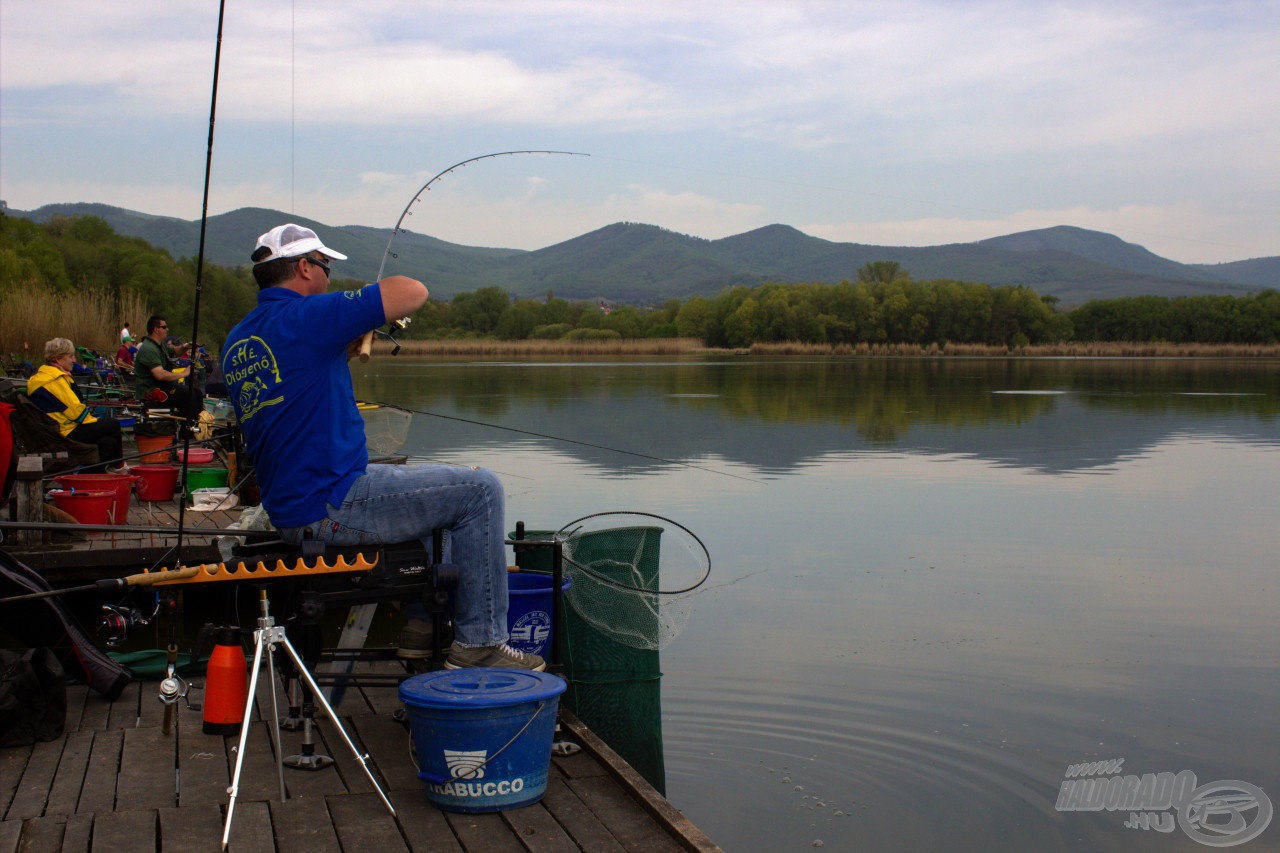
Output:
[28,338,129,474]
[222,223,543,671]
[134,315,195,414]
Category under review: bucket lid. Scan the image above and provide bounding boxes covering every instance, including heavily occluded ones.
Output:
[399,669,566,709]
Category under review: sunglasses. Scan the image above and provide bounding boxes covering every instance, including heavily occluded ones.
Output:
[301,255,331,276]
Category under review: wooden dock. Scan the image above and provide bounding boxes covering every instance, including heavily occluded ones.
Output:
[0,660,719,852]
[5,499,242,583]
[2,488,720,852]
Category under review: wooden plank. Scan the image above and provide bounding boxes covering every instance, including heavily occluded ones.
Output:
[561,711,721,853]
[115,726,176,811]
[268,796,342,853]
[15,456,45,546]
[13,814,66,852]
[442,811,525,853]
[77,692,112,733]
[43,730,94,817]
[352,660,407,717]
[225,800,274,853]
[4,738,61,821]
[0,819,21,853]
[224,721,283,804]
[91,809,155,853]
[550,747,609,780]
[176,710,230,807]
[388,795,464,853]
[499,801,580,852]
[316,717,374,796]
[158,804,224,853]
[326,792,408,852]
[76,729,123,815]
[137,679,170,730]
[565,775,683,853]
[0,744,32,817]
[63,684,89,734]
[60,813,93,853]
[106,682,141,731]
[274,720,347,800]
[348,714,418,791]
[539,776,626,853]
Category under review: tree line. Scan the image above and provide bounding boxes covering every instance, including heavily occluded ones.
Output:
[3,214,1278,352]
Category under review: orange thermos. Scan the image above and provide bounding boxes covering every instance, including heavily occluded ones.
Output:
[197,625,248,735]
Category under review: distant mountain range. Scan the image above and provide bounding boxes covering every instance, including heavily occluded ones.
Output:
[8,202,1277,305]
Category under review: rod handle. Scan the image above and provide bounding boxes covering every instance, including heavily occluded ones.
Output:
[123,565,203,587]
[358,331,374,363]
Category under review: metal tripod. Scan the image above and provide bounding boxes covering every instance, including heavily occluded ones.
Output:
[222,589,395,850]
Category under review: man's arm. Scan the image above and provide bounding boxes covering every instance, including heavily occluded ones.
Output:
[378,275,429,322]
[149,363,186,383]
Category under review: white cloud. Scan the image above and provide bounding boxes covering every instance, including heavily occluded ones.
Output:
[2,1,1277,263]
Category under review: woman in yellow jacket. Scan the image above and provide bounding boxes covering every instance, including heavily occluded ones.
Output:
[27,338,127,474]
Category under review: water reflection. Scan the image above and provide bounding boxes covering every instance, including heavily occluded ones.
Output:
[354,357,1280,476]
[353,357,1280,851]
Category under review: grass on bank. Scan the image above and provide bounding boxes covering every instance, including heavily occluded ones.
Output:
[373,338,1280,358]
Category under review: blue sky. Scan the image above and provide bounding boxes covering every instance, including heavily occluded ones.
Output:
[2,1,1276,264]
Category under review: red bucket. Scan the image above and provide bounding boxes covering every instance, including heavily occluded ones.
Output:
[50,489,115,525]
[134,434,174,464]
[53,473,135,525]
[134,465,179,501]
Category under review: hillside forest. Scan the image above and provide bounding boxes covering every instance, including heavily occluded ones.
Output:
[3,214,1279,357]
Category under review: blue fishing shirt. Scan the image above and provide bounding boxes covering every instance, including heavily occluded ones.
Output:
[221,285,385,527]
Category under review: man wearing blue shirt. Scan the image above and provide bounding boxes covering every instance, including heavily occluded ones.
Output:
[222,223,542,671]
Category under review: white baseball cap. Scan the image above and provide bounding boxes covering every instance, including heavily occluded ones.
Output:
[252,223,348,263]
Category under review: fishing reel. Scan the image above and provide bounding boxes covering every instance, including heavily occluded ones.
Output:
[158,670,197,710]
[98,603,151,647]
[376,317,410,356]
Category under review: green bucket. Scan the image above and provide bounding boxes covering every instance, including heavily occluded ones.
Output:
[183,467,228,500]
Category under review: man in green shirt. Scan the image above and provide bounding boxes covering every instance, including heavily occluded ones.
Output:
[134,315,194,412]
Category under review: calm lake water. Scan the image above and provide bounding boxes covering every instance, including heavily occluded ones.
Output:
[353,356,1280,852]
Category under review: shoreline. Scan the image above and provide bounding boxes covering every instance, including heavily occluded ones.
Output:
[368,338,1280,359]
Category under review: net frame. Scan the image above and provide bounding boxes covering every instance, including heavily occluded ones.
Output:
[555,511,711,595]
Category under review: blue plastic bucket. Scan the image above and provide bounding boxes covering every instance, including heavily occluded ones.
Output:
[399,670,567,812]
[506,572,570,657]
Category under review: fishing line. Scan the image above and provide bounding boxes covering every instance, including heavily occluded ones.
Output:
[375,402,763,484]
[376,150,590,282]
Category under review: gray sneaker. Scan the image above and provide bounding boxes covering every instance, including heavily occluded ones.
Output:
[445,642,546,671]
[396,620,433,660]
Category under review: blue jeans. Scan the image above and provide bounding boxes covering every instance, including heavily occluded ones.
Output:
[279,464,508,647]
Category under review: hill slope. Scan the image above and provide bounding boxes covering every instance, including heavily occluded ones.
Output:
[9,203,1272,303]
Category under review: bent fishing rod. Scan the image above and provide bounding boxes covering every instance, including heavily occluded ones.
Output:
[372,401,763,483]
[357,150,589,361]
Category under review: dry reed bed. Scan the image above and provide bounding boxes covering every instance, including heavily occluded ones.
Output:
[371,337,705,356]
[0,288,149,357]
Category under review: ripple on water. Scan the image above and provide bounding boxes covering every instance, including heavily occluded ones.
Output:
[660,667,1102,852]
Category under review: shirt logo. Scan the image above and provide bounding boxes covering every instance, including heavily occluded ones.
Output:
[223,335,284,420]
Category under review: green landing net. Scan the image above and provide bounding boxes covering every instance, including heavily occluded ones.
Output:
[557,512,710,652]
